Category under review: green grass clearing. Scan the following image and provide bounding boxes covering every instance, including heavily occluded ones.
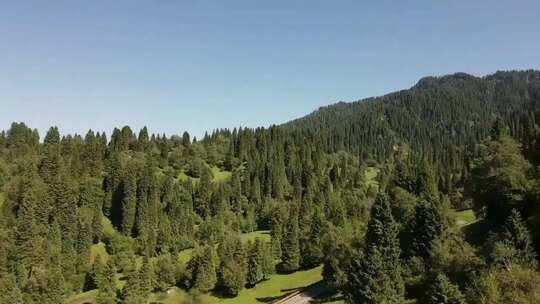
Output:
[65,289,98,304]
[147,287,187,304]
[178,248,195,264]
[209,265,323,304]
[454,209,477,227]
[240,230,271,243]
[178,166,231,184]
[211,166,232,182]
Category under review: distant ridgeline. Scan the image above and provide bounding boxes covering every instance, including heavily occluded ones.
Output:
[285,70,540,165]
[1,70,540,304]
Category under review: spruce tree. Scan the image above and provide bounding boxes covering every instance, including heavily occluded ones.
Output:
[188,245,217,293]
[217,236,247,296]
[346,193,404,304]
[121,266,143,304]
[121,164,137,236]
[492,209,538,268]
[139,256,154,297]
[280,207,300,273]
[424,273,465,304]
[97,259,117,304]
[246,240,264,287]
[408,199,444,259]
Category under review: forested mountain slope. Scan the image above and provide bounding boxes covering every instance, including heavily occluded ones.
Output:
[285,70,540,163]
[2,70,540,304]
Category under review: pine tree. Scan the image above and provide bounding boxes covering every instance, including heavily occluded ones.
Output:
[97,259,117,304]
[408,199,444,259]
[246,238,275,286]
[300,208,325,268]
[346,193,404,304]
[92,206,103,243]
[217,236,247,296]
[189,245,217,293]
[139,256,154,297]
[154,253,177,292]
[280,207,300,273]
[194,168,213,218]
[121,266,143,304]
[0,273,23,304]
[270,205,284,259]
[121,164,137,236]
[103,152,123,220]
[491,209,538,268]
[424,273,465,304]
[246,240,264,287]
[137,126,150,152]
[260,240,275,280]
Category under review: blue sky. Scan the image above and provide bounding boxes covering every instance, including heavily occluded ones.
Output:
[1,0,539,138]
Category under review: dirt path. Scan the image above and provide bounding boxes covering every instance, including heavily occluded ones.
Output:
[272,281,332,304]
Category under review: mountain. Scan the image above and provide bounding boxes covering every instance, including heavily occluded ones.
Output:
[284,70,540,163]
[3,70,540,304]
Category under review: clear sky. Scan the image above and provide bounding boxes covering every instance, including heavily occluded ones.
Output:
[1,0,539,138]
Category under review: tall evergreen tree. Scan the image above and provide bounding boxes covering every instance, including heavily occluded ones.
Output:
[424,273,465,304]
[346,193,404,304]
[121,164,137,236]
[280,206,301,273]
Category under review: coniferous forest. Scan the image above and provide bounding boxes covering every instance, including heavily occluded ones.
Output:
[2,70,540,303]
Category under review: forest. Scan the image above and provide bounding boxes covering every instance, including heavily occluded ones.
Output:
[2,70,540,304]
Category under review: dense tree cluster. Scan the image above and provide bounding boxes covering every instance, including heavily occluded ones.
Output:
[1,70,540,303]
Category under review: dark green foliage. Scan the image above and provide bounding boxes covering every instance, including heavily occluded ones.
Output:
[139,256,155,297]
[246,239,274,286]
[1,70,540,303]
[154,254,178,292]
[280,206,301,273]
[121,266,144,304]
[187,245,217,293]
[489,209,537,268]
[216,235,247,296]
[300,208,326,268]
[121,163,138,236]
[407,199,445,259]
[346,193,404,304]
[0,273,23,304]
[424,273,465,304]
[97,259,117,304]
[468,134,532,222]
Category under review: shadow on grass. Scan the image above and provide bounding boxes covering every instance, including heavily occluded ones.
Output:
[256,290,297,303]
[210,289,240,299]
[311,294,345,304]
[463,219,490,246]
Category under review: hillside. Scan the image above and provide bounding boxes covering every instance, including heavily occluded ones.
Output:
[2,70,540,304]
[285,71,540,163]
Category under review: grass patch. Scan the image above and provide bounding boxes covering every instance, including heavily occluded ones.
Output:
[177,171,194,182]
[64,289,98,304]
[178,166,231,184]
[148,287,187,304]
[209,265,323,304]
[454,209,477,227]
[0,192,4,208]
[178,248,195,264]
[240,230,271,243]
[211,166,232,182]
